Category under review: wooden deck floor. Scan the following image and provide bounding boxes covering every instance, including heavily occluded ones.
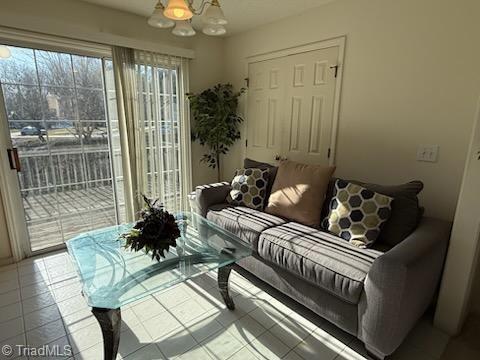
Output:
[22,185,124,251]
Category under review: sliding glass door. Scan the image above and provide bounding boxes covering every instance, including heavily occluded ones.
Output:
[0,43,191,255]
[135,54,184,212]
[0,45,124,252]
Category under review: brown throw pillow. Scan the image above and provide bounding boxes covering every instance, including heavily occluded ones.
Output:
[265,160,335,227]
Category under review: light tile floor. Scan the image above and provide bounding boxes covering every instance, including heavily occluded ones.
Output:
[0,250,450,360]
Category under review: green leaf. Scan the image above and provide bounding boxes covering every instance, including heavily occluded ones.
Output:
[189,83,245,171]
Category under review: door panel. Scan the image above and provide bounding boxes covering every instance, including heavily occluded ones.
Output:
[246,45,340,166]
[282,47,339,165]
[246,58,285,163]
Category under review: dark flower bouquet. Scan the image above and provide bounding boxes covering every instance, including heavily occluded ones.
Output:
[122,195,180,261]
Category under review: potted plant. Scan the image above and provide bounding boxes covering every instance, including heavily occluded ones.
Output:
[122,195,180,261]
[188,83,245,181]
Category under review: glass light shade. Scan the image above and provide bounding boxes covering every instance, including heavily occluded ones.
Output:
[164,0,193,21]
[0,45,11,59]
[148,4,175,28]
[172,21,196,37]
[202,24,226,36]
[203,0,227,25]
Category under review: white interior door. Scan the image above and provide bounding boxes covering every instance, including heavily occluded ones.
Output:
[282,46,339,165]
[246,57,285,162]
[246,40,343,166]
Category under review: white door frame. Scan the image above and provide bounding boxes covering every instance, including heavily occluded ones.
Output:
[245,35,346,166]
[0,86,30,262]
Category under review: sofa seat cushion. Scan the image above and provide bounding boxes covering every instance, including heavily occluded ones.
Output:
[257,222,383,304]
[206,204,286,248]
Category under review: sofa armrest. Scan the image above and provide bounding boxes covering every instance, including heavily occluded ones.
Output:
[195,182,232,217]
[359,217,451,357]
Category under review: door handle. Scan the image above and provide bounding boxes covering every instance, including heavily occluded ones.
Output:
[7,148,21,172]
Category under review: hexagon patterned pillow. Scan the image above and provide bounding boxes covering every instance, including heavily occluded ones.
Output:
[226,168,269,210]
[324,179,393,248]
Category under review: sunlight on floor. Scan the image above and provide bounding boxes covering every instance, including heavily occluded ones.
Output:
[0,251,449,360]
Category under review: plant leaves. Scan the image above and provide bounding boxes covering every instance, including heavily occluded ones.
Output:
[189,83,245,169]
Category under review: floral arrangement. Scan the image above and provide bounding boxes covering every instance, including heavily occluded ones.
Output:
[122,195,180,261]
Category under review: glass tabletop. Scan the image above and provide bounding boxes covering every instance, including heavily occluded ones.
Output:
[66,212,252,309]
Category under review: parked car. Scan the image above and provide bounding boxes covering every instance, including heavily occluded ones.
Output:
[20,126,47,136]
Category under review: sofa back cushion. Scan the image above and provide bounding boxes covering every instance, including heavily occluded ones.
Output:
[322,178,424,247]
[265,160,335,227]
[244,158,278,206]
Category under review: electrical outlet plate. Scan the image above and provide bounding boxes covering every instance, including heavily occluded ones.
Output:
[417,145,439,162]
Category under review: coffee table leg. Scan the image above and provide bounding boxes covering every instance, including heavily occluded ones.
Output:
[92,307,121,360]
[218,264,235,310]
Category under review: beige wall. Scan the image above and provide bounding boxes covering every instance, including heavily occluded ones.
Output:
[188,36,225,187]
[223,0,480,221]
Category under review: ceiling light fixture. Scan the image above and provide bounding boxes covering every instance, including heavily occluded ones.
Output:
[172,20,196,37]
[147,2,175,28]
[148,0,227,37]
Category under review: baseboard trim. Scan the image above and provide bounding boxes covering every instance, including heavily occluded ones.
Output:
[0,257,14,267]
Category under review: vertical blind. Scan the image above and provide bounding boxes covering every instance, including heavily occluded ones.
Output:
[113,48,191,219]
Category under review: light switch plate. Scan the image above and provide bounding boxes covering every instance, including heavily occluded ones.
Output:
[417,145,439,162]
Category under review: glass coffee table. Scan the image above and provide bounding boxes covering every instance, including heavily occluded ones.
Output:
[66,212,252,360]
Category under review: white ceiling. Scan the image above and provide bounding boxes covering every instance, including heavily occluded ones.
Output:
[79,0,335,36]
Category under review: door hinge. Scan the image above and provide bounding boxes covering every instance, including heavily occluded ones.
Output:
[244,77,249,88]
[329,65,339,78]
[327,148,331,158]
[245,139,248,147]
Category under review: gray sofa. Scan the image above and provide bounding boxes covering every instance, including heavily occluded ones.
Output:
[195,178,451,359]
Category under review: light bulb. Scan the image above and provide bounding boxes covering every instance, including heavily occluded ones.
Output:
[164,0,193,21]
[173,9,185,18]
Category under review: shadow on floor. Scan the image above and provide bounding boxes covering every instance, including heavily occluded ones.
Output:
[440,313,480,360]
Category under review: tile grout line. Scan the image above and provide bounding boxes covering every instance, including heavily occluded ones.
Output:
[15,260,29,360]
[5,255,441,360]
[20,259,75,356]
